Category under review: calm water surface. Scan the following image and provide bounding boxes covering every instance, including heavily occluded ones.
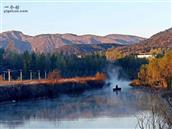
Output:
[0,81,167,129]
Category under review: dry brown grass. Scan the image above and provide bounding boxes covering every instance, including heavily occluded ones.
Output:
[0,75,105,86]
[95,72,106,81]
[48,69,61,80]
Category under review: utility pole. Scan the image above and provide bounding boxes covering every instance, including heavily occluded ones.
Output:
[30,70,32,80]
[20,69,23,81]
[38,70,41,80]
[8,69,11,82]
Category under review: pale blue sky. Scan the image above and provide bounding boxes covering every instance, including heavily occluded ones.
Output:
[1,0,171,38]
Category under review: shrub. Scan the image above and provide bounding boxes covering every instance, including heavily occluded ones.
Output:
[0,75,3,81]
[48,69,61,80]
[105,49,123,61]
[95,72,106,81]
[130,79,141,86]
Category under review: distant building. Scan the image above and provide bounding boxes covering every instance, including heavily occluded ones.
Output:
[77,55,82,58]
[137,54,154,58]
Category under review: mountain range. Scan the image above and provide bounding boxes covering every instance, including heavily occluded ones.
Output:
[0,31,144,54]
[1,28,171,55]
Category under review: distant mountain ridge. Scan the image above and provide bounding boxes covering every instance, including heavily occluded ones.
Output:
[0,31,145,53]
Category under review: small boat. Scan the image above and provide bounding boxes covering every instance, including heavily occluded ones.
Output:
[113,85,121,91]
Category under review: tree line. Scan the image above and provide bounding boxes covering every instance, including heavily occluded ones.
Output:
[0,49,107,80]
[114,56,148,80]
[0,48,152,81]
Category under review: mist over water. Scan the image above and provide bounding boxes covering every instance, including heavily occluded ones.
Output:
[106,66,131,90]
[0,67,170,129]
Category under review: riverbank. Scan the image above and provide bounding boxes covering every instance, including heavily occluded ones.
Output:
[0,76,105,102]
[129,79,167,89]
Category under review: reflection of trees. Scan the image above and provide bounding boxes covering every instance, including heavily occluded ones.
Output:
[166,97,172,107]
[163,91,172,108]
[0,88,148,127]
[0,88,171,129]
[136,91,172,129]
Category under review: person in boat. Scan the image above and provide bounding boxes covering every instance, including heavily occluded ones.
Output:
[113,84,121,91]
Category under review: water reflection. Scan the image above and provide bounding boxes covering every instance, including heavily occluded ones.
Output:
[136,91,172,129]
[0,82,170,129]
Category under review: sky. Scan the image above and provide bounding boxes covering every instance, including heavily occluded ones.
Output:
[0,0,171,38]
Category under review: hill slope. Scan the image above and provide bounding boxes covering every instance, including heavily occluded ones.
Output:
[117,28,172,55]
[0,31,145,53]
[55,44,124,55]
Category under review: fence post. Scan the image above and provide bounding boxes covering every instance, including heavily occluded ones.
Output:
[3,72,5,81]
[8,69,11,82]
[44,70,47,79]
[38,70,41,80]
[20,69,23,81]
[30,70,32,80]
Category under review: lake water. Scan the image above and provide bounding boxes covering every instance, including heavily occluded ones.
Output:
[0,81,169,129]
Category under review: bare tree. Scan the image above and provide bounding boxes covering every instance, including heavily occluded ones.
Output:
[136,91,172,129]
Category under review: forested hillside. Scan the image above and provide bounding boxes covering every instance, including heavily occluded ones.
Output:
[131,51,172,88]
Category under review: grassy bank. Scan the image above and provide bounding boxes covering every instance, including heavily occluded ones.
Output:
[0,76,104,86]
[0,76,106,102]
